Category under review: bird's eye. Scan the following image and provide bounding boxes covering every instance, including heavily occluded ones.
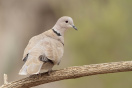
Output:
[65,21,68,23]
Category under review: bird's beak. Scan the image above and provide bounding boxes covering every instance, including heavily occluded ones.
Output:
[72,25,77,30]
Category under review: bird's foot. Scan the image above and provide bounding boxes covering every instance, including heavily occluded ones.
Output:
[29,73,42,78]
[29,74,36,78]
[48,69,53,76]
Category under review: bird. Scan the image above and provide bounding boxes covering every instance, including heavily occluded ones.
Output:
[19,16,77,75]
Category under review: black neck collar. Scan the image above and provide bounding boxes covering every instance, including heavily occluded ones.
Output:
[52,29,61,36]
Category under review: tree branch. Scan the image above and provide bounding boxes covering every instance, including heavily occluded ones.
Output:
[1,61,132,88]
[3,74,8,84]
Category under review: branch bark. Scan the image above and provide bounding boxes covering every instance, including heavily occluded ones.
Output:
[1,61,132,88]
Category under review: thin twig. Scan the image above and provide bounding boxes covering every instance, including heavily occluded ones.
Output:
[1,61,132,88]
[4,74,8,84]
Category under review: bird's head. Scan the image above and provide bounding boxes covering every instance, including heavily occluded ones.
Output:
[57,16,77,30]
[53,16,77,35]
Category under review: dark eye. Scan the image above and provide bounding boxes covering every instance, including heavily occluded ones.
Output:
[65,21,68,23]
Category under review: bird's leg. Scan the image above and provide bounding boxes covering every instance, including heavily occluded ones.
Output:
[37,73,43,78]
[29,74,37,78]
[57,61,61,65]
[29,73,42,78]
[48,69,53,75]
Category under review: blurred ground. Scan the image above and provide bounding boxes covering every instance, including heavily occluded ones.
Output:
[0,0,132,88]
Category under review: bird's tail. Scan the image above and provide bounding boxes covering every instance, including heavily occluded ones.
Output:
[19,64,28,75]
[19,57,43,75]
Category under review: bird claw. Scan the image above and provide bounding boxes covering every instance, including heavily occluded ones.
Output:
[29,73,42,78]
[57,62,60,65]
[29,74,36,78]
[48,69,53,75]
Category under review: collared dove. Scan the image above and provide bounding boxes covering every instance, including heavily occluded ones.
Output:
[19,16,77,75]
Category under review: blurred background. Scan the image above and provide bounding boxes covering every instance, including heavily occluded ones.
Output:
[0,0,132,88]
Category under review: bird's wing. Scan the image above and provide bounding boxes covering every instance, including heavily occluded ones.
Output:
[42,37,64,65]
[20,29,64,75]
[19,37,63,75]
[22,33,46,61]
